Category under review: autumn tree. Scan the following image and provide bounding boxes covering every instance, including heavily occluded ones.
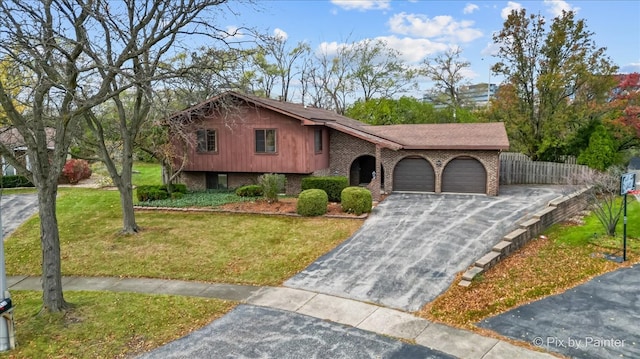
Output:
[491,9,617,161]
[603,73,640,152]
[0,0,242,312]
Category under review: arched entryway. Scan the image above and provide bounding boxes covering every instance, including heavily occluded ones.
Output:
[393,157,435,192]
[350,155,384,187]
[441,156,486,194]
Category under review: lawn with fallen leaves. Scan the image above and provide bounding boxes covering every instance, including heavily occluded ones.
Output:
[420,201,640,330]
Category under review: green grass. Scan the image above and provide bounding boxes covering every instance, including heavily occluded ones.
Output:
[548,198,640,251]
[3,182,362,357]
[6,188,363,285]
[0,291,234,358]
[132,162,163,186]
[0,188,37,195]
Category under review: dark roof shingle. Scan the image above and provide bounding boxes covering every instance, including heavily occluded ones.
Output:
[172,91,509,151]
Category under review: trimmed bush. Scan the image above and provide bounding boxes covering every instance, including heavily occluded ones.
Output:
[296,189,328,216]
[259,173,286,203]
[0,175,34,188]
[137,185,169,202]
[235,185,263,197]
[301,176,348,202]
[341,187,372,215]
[62,159,92,184]
[160,183,187,194]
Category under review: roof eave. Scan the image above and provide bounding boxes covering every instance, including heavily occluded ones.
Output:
[324,122,403,150]
[401,145,510,151]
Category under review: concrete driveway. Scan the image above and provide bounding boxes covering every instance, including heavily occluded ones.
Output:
[1,194,38,239]
[478,265,640,359]
[286,185,568,311]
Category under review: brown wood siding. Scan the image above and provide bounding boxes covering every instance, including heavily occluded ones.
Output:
[311,127,330,171]
[177,105,328,174]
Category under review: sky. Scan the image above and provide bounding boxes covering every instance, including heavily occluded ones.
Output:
[221,0,640,99]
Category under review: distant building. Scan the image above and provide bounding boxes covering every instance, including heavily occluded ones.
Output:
[459,83,497,106]
[422,83,497,108]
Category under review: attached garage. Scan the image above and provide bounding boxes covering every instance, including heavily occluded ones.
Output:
[441,157,486,194]
[393,157,435,192]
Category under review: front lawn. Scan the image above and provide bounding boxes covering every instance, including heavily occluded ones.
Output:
[3,291,234,358]
[6,188,363,285]
[3,181,363,358]
[421,199,640,329]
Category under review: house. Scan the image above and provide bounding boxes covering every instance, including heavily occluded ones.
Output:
[0,127,56,176]
[168,91,510,199]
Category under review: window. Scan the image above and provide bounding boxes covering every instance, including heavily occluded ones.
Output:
[1,156,16,176]
[196,129,217,153]
[255,129,277,153]
[206,173,227,190]
[314,128,323,153]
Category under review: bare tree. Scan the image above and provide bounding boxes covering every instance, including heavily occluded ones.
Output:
[0,0,243,312]
[421,47,470,117]
[255,33,310,101]
[350,39,418,101]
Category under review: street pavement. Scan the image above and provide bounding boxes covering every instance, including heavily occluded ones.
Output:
[8,276,557,359]
[478,264,640,359]
[1,194,38,239]
[285,186,568,311]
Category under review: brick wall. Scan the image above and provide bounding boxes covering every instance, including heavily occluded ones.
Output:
[178,171,322,195]
[460,187,589,285]
[329,129,502,196]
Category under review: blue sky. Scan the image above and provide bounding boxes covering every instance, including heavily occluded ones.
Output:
[221,0,640,97]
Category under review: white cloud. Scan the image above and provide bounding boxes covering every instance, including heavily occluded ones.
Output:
[330,0,391,11]
[501,1,522,20]
[480,41,501,57]
[376,36,449,63]
[273,28,288,40]
[620,62,640,74]
[388,13,483,43]
[544,0,580,17]
[463,3,479,14]
[317,36,448,64]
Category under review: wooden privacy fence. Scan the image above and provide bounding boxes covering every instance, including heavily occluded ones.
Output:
[499,153,593,185]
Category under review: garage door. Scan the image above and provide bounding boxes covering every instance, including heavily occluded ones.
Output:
[441,157,486,193]
[393,157,435,192]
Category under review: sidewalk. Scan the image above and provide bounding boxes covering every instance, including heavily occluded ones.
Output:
[7,276,556,359]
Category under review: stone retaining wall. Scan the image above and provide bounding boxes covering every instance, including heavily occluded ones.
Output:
[460,187,589,286]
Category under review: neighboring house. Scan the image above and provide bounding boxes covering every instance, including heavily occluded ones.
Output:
[0,127,56,176]
[169,91,510,199]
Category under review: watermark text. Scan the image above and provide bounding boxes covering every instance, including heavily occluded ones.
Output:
[532,336,625,349]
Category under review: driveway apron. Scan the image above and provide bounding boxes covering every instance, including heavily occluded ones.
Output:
[478,265,640,359]
[137,305,455,359]
[1,194,38,239]
[285,185,568,311]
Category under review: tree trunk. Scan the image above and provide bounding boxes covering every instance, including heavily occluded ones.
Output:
[118,184,139,234]
[38,185,70,312]
[118,151,139,234]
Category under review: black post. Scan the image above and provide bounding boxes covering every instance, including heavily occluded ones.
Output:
[623,193,628,262]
